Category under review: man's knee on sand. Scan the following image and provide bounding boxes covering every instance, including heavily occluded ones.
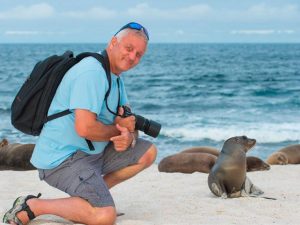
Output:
[138,144,157,168]
[87,206,116,225]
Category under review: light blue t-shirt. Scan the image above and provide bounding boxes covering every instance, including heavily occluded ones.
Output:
[30,56,128,169]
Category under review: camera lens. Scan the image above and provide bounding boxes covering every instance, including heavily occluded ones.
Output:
[135,115,161,138]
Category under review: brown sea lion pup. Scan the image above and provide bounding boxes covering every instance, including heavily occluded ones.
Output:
[180,146,220,156]
[267,144,300,165]
[158,153,217,174]
[0,143,36,170]
[208,136,263,198]
[246,156,270,172]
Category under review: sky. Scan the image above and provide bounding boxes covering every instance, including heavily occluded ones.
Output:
[0,0,299,43]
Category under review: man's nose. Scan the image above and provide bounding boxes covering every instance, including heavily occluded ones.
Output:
[128,51,136,61]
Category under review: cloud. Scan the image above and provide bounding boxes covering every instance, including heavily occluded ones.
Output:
[178,4,212,16]
[231,30,275,35]
[0,2,298,24]
[127,3,163,18]
[224,3,300,23]
[4,30,66,36]
[0,3,54,19]
[247,3,299,19]
[0,3,116,21]
[126,3,213,20]
[277,30,295,34]
[175,30,185,35]
[62,7,117,19]
[5,31,40,35]
[125,2,300,23]
[231,29,296,35]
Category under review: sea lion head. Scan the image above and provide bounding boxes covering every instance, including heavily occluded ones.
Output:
[267,152,288,165]
[246,156,270,172]
[223,136,256,153]
[261,162,271,170]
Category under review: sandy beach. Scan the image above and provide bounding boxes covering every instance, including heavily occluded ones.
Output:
[0,164,299,225]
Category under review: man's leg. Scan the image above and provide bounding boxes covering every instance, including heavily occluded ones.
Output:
[10,142,157,225]
[12,197,116,225]
[103,144,157,189]
[6,151,117,225]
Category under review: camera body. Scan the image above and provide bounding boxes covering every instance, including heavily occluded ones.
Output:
[122,105,161,138]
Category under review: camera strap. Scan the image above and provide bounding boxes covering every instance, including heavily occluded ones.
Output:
[100,50,121,116]
[105,77,120,116]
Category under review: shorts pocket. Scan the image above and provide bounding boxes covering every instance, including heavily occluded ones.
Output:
[68,169,114,207]
[73,169,98,196]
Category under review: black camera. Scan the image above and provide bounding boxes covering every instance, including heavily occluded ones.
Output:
[122,106,161,138]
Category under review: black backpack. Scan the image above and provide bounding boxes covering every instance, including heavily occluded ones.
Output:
[11,50,112,151]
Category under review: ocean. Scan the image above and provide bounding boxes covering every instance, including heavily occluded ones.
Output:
[0,43,299,162]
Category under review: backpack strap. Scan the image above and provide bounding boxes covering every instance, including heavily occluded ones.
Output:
[76,52,120,114]
[45,109,72,122]
[75,51,114,150]
[76,51,111,101]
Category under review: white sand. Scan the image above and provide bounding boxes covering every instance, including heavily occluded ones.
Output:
[0,165,299,225]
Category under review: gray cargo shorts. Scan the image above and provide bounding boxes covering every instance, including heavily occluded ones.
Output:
[38,138,152,208]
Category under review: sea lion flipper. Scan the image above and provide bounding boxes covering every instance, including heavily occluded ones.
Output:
[221,193,228,199]
[243,177,264,196]
[211,181,227,198]
[250,185,264,196]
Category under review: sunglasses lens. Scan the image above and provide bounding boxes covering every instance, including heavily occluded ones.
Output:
[129,23,142,30]
[129,23,149,40]
[115,22,149,40]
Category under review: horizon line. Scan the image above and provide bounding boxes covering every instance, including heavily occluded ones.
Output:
[0,42,300,44]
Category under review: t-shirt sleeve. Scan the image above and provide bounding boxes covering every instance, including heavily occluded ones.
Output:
[69,70,107,115]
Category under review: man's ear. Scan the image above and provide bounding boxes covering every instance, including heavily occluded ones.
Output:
[109,37,118,49]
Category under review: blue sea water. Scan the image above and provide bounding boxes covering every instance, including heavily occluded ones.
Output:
[0,43,300,162]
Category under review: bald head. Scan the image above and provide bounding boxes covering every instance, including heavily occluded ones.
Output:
[114,28,148,45]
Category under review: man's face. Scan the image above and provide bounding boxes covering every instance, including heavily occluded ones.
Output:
[110,33,147,74]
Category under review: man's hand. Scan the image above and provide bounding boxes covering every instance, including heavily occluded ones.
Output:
[114,107,136,132]
[110,124,133,151]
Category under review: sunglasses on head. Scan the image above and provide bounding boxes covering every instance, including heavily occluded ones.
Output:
[114,22,149,40]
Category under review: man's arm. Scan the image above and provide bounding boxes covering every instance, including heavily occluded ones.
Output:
[75,108,136,151]
[74,109,119,141]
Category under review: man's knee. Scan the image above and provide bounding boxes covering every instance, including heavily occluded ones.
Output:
[138,144,157,168]
[92,206,116,225]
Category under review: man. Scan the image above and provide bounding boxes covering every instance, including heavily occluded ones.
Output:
[3,22,157,225]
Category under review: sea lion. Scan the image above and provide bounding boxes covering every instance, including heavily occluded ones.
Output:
[180,146,219,156]
[158,153,217,174]
[246,156,270,172]
[267,144,300,165]
[208,136,263,198]
[266,152,288,165]
[180,146,269,172]
[0,143,36,170]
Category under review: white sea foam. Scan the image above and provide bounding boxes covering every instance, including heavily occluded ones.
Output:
[162,122,300,143]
